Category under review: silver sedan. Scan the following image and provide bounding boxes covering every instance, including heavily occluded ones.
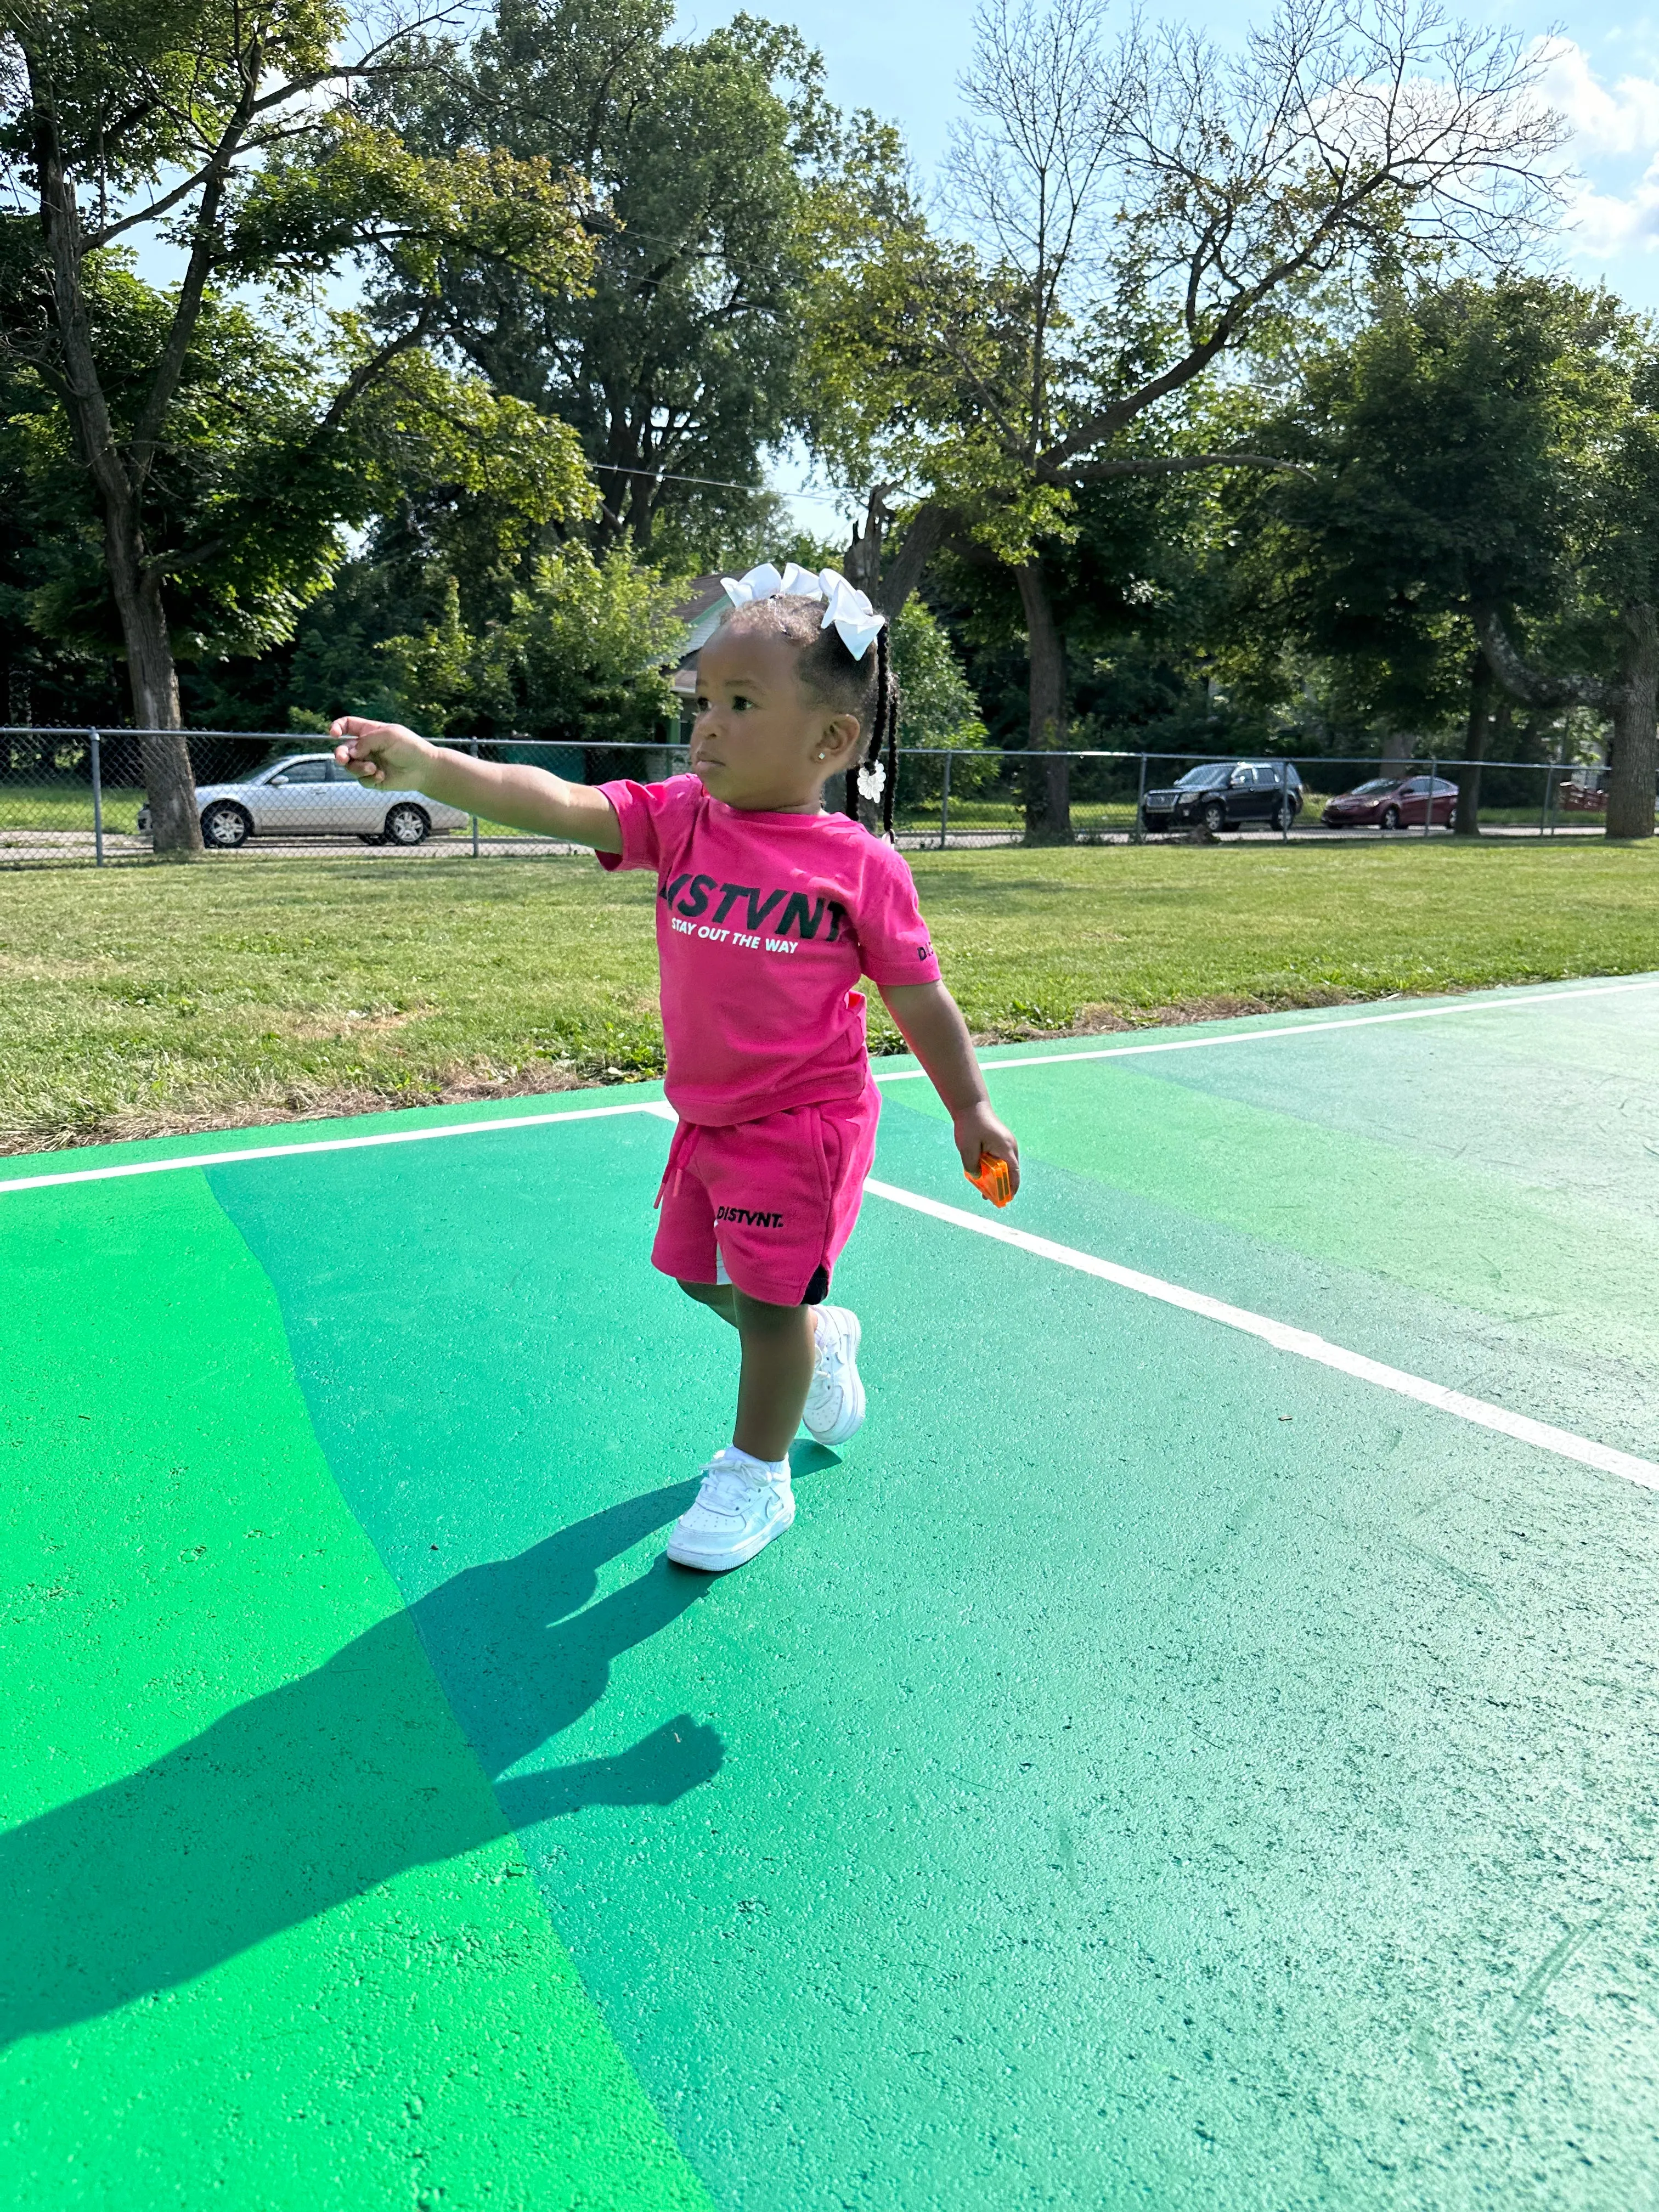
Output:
[139,754,470,848]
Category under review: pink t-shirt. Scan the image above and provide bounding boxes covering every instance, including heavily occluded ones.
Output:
[597,774,941,1126]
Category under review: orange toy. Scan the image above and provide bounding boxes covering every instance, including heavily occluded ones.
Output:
[965,1150,1014,1207]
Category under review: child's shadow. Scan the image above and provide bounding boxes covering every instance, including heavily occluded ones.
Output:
[0,1480,719,2047]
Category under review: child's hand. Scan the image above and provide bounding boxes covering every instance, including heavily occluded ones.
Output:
[953,1103,1020,1197]
[330,715,432,789]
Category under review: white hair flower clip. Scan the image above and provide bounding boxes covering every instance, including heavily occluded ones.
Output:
[720,561,887,662]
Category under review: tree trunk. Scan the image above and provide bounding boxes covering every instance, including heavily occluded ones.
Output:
[1015,561,1070,844]
[871,500,949,618]
[1380,729,1413,779]
[1606,600,1658,841]
[30,91,202,855]
[104,517,201,854]
[1453,653,1491,837]
[843,486,897,600]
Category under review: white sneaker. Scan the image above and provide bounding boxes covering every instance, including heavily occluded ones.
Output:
[666,1448,795,1572]
[803,1304,865,1446]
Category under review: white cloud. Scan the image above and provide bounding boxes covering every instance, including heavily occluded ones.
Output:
[1533,37,1659,258]
[1566,174,1659,255]
[1536,35,1659,156]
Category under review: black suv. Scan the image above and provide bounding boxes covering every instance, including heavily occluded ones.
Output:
[1141,759,1304,835]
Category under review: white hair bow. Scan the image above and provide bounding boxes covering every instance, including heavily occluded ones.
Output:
[720,561,887,662]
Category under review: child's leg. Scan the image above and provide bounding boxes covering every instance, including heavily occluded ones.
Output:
[679,1279,815,1462]
[731,1291,815,1462]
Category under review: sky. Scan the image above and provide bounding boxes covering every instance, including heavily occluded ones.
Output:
[676,0,1659,308]
[669,0,1659,518]
[128,2,1659,526]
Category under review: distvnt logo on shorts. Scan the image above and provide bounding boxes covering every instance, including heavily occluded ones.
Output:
[715,1205,784,1229]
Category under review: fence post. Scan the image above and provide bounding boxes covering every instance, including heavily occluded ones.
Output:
[1426,756,1437,838]
[1278,755,1289,843]
[1134,753,1147,844]
[89,728,104,867]
[468,736,479,857]
[1541,763,1556,838]
[940,751,952,849]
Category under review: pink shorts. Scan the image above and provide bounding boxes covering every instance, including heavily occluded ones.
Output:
[653,1084,882,1307]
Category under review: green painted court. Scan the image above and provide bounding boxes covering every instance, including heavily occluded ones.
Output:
[4,975,1658,2209]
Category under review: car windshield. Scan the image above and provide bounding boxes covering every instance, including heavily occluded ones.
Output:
[1350,780,1396,796]
[1173,764,1230,789]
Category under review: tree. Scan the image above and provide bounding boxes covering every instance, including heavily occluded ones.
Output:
[0,0,592,849]
[811,0,1561,838]
[0,340,129,744]
[1222,278,1656,836]
[380,0,905,566]
[887,599,996,807]
[277,345,609,731]
[377,540,687,746]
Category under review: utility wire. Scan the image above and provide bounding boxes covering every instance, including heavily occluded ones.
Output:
[590,460,878,507]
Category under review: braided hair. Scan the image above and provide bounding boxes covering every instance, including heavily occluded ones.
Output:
[720,594,900,835]
[843,618,901,838]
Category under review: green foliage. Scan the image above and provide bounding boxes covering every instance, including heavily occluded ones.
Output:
[0,251,596,687]
[0,0,597,738]
[377,543,686,744]
[1218,278,1657,734]
[808,222,1077,565]
[0,0,344,190]
[892,602,986,747]
[10,264,353,663]
[235,123,591,303]
[889,601,997,802]
[381,0,906,569]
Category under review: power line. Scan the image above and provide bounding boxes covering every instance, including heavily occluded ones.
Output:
[590,460,875,507]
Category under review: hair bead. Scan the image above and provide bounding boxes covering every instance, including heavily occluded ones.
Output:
[878,623,898,839]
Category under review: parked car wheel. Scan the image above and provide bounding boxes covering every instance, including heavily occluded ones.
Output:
[1272,799,1296,831]
[382,802,430,846]
[1200,800,1227,833]
[201,800,252,849]
[1379,803,1401,830]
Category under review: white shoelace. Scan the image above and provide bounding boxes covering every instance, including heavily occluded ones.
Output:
[695,1462,782,1513]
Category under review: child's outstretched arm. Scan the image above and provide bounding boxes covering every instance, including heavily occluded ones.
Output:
[330,716,623,851]
[879,980,1020,1197]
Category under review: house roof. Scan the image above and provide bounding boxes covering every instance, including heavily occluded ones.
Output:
[669,573,730,627]
[668,573,731,693]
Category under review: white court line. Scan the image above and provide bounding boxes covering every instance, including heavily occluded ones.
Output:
[4,1059,1649,1492]
[6,973,1654,1198]
[0,1101,671,1197]
[865,1178,1659,1493]
[872,974,1659,1082]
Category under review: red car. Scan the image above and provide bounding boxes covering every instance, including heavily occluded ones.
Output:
[1322,774,1458,830]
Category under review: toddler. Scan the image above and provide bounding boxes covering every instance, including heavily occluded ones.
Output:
[332,561,1019,1572]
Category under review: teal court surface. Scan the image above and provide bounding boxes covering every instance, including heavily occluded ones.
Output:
[3,974,1658,2210]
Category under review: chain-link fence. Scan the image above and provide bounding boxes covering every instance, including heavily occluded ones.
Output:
[0,728,691,864]
[890,748,1630,846]
[0,727,1632,866]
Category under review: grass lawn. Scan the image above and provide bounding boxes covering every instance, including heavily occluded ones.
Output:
[0,783,148,836]
[2,838,1656,1151]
